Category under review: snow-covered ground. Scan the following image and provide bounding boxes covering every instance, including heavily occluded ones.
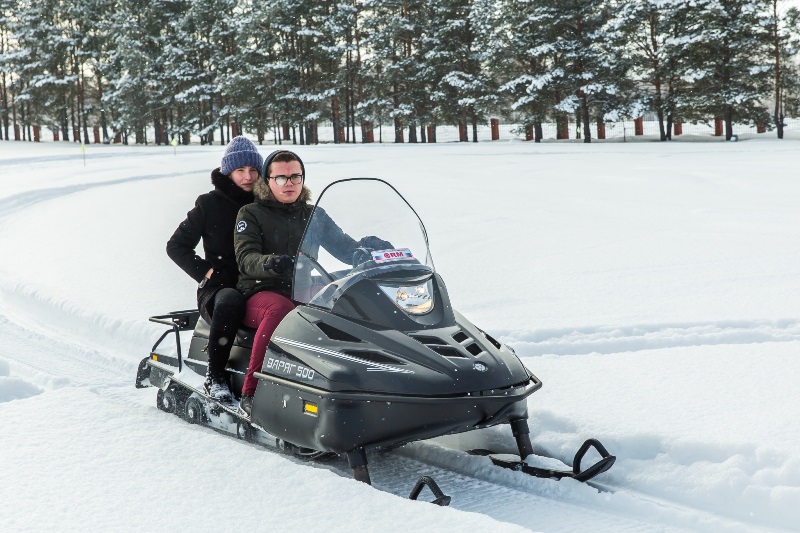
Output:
[1,138,798,532]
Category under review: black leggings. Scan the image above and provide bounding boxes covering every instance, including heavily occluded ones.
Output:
[205,288,246,379]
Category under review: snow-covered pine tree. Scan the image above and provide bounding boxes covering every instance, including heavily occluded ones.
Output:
[167,0,239,145]
[475,0,559,142]
[361,0,428,143]
[0,0,17,140]
[104,0,184,144]
[425,0,495,142]
[678,0,773,140]
[615,0,693,140]
[254,0,344,145]
[7,0,76,141]
[513,0,627,143]
[769,1,800,138]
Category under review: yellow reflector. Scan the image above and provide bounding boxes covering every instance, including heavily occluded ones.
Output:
[151,355,158,361]
[303,401,318,415]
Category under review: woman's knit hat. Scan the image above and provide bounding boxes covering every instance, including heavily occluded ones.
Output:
[220,136,264,175]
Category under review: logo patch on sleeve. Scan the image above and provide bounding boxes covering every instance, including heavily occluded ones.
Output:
[236,220,247,233]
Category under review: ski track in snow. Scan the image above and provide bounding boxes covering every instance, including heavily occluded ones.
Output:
[0,169,204,217]
[497,320,800,357]
[1,149,798,532]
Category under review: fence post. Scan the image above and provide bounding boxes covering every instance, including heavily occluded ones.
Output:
[557,116,569,139]
[597,119,606,140]
[714,117,723,136]
[361,121,373,143]
[427,125,436,143]
[183,132,190,145]
[490,118,499,140]
[634,117,643,136]
[53,129,60,141]
[114,131,122,143]
[33,125,40,142]
[14,124,20,140]
[524,125,533,141]
[282,123,290,140]
[231,123,239,138]
[756,123,766,134]
[93,126,100,144]
[674,121,682,136]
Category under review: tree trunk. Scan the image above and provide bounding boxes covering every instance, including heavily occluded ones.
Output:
[332,95,341,144]
[724,106,733,141]
[580,94,592,143]
[408,122,417,143]
[393,81,403,143]
[772,0,784,139]
[534,122,543,143]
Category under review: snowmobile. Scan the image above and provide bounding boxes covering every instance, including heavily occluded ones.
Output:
[136,178,614,504]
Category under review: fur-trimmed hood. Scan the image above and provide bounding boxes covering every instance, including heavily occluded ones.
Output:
[253,178,312,205]
[210,167,255,206]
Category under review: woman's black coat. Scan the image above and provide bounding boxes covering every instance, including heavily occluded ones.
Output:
[167,169,254,318]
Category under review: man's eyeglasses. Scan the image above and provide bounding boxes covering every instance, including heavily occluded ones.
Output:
[269,174,304,186]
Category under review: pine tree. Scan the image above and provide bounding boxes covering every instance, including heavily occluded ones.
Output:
[425,0,494,142]
[362,0,427,143]
[475,0,558,141]
[615,0,693,140]
[679,0,773,140]
[769,1,800,138]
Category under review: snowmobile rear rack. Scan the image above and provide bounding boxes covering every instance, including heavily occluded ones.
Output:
[147,310,199,372]
[470,438,616,483]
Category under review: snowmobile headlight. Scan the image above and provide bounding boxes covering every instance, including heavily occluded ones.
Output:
[378,279,434,315]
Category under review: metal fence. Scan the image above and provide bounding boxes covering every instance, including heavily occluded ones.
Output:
[10,116,799,145]
[277,117,800,144]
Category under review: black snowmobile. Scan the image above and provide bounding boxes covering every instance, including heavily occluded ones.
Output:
[136,178,614,503]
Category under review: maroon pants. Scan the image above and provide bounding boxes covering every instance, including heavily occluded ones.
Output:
[241,291,297,395]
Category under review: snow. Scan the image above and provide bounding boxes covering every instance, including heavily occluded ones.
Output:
[1,138,799,532]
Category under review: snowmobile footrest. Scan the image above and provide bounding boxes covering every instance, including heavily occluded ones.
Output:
[409,476,451,506]
[472,438,616,483]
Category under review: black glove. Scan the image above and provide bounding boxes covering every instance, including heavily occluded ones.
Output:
[264,255,294,274]
[352,247,372,267]
[358,235,393,250]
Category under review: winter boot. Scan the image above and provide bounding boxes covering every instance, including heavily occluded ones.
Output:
[239,394,254,418]
[204,374,233,404]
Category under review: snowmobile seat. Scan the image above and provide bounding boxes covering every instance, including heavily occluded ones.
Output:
[194,317,255,349]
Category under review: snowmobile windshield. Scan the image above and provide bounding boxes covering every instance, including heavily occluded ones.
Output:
[292,178,435,310]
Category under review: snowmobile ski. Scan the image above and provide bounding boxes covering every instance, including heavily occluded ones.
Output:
[468,438,616,483]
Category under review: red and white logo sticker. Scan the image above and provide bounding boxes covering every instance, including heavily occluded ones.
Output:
[372,248,414,263]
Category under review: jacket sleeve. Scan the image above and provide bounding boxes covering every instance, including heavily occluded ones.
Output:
[319,208,359,265]
[166,199,212,283]
[234,205,280,279]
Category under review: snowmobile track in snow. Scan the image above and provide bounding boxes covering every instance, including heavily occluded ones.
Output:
[501,319,800,356]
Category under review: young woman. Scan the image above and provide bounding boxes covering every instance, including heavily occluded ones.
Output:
[167,136,263,402]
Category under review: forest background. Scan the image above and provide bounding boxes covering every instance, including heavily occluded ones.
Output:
[1,0,799,146]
